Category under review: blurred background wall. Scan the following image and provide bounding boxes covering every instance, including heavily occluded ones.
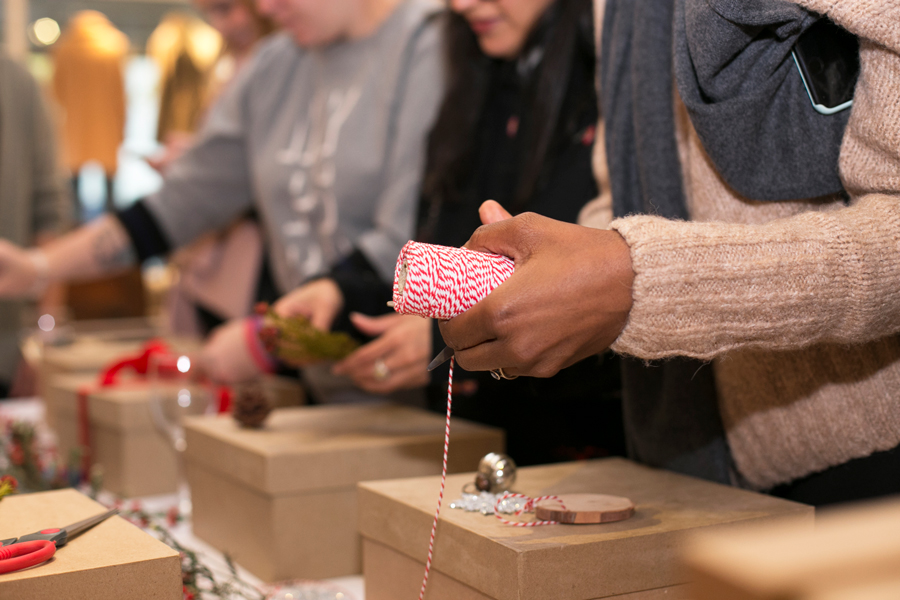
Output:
[1,0,224,322]
[3,0,192,56]
[2,0,204,216]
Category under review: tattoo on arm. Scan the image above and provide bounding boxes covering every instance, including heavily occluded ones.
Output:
[92,219,137,270]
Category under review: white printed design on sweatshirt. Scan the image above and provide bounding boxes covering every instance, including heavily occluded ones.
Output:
[278,85,361,281]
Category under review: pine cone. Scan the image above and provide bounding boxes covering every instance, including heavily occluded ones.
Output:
[232,382,272,429]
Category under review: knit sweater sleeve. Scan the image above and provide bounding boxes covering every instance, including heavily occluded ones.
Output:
[609,194,900,360]
[609,0,900,361]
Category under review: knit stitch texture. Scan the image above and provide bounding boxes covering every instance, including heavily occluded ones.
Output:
[608,0,900,489]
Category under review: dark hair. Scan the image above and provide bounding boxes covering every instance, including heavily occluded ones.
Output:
[419,0,595,234]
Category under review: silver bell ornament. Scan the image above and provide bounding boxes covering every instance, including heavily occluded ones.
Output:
[474,452,517,493]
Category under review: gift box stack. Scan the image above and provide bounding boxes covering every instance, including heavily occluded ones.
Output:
[34,318,162,432]
[35,320,305,497]
[45,371,207,497]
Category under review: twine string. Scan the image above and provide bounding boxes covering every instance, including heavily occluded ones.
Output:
[417,357,453,600]
[393,241,515,600]
[492,493,566,527]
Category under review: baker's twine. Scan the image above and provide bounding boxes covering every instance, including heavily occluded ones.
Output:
[417,356,453,600]
[393,241,515,320]
[492,493,566,527]
[391,242,516,600]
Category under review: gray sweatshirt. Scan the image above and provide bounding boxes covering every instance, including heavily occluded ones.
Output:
[145,0,445,293]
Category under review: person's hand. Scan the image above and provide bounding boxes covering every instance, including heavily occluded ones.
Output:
[332,313,431,394]
[438,204,634,378]
[199,317,268,384]
[272,278,344,331]
[0,241,40,298]
[146,131,195,174]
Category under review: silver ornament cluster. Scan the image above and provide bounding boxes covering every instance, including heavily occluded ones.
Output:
[474,452,517,493]
[449,491,527,515]
[450,453,520,515]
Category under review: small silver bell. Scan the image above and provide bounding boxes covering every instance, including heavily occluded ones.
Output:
[475,452,517,493]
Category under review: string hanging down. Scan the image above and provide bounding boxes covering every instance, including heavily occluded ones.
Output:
[391,241,515,599]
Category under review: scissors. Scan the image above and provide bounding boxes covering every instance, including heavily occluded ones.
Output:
[0,508,118,575]
[427,346,454,371]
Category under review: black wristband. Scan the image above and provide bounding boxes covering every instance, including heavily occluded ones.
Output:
[329,249,393,318]
[115,200,173,261]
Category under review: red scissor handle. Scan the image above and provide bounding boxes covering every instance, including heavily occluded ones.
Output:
[0,540,56,574]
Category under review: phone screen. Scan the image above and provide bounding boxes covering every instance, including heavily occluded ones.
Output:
[793,18,859,112]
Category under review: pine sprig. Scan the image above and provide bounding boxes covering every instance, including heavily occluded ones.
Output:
[0,421,95,495]
[0,475,17,500]
[256,305,358,365]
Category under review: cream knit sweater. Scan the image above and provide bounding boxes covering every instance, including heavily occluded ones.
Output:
[602,0,900,490]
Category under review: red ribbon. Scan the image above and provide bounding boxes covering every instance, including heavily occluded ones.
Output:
[74,339,232,482]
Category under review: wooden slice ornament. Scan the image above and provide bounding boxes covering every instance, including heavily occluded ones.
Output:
[535,493,635,524]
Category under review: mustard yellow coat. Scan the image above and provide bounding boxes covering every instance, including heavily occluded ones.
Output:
[52,11,128,174]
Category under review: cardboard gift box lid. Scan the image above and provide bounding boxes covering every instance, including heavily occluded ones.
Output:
[46,372,208,433]
[0,489,180,599]
[183,404,505,495]
[684,497,900,600]
[42,338,147,373]
[37,322,194,374]
[359,457,813,600]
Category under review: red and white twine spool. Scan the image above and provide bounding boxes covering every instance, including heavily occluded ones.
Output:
[391,241,516,600]
[393,241,515,320]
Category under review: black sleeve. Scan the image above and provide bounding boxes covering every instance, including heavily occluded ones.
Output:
[114,200,174,261]
[329,249,393,321]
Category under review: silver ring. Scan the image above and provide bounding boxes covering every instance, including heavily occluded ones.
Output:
[490,368,518,381]
[373,358,391,381]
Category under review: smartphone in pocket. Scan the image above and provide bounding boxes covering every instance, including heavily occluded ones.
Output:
[792,17,860,115]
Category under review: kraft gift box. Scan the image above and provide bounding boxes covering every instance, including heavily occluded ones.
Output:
[359,457,813,600]
[0,488,180,599]
[183,403,505,581]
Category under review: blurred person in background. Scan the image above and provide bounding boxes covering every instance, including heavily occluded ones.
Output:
[0,55,72,397]
[147,0,275,169]
[52,11,128,219]
[146,12,224,162]
[0,0,445,405]
[273,0,626,464]
[147,0,276,340]
[196,0,276,75]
